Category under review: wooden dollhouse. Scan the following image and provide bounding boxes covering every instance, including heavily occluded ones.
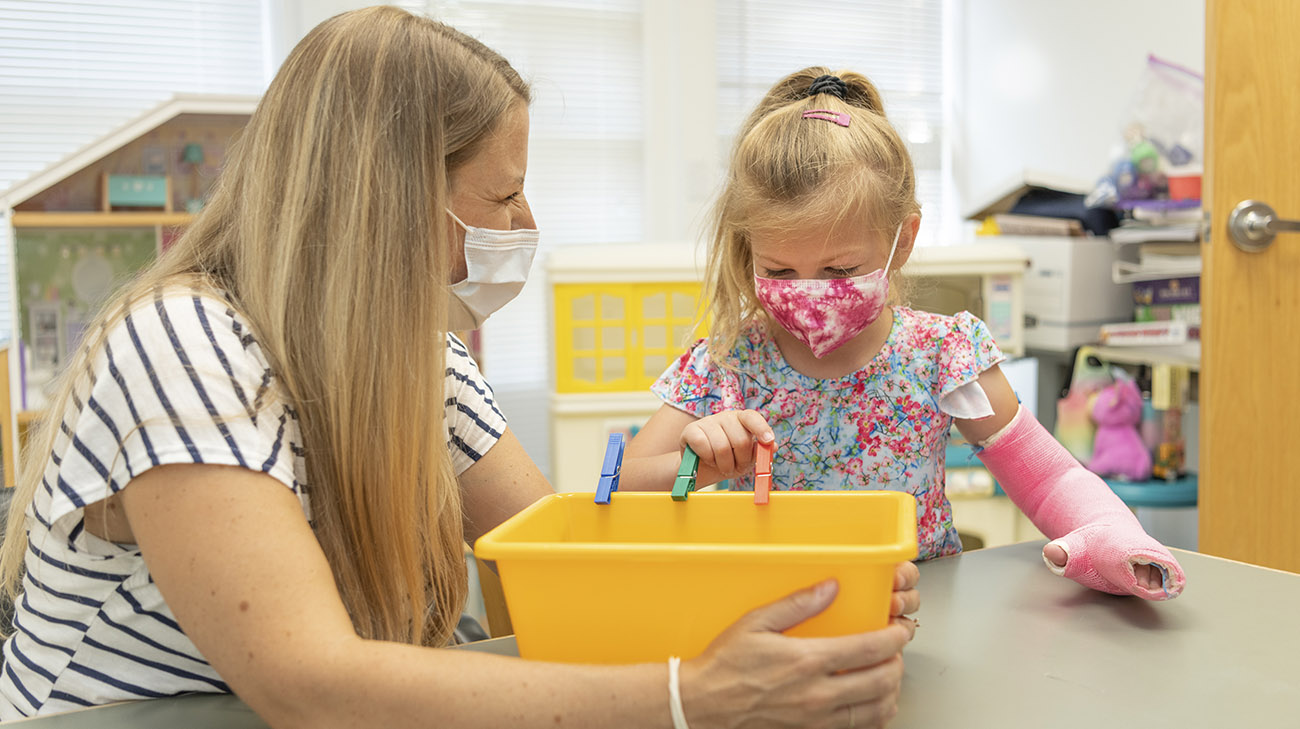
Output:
[0,94,259,483]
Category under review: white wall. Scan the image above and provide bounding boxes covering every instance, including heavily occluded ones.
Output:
[266,0,365,70]
[642,1,719,245]
[956,0,1205,215]
[270,0,1210,240]
[269,0,718,246]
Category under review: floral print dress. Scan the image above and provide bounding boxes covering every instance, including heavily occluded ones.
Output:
[651,307,1005,560]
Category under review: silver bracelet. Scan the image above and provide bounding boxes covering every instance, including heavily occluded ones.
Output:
[667,656,691,729]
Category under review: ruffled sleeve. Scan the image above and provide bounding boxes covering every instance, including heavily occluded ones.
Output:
[650,338,745,418]
[934,311,1007,419]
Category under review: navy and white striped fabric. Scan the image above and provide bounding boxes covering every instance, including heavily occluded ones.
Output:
[444,332,507,474]
[0,290,505,717]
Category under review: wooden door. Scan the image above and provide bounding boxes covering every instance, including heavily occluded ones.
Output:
[1201,0,1300,571]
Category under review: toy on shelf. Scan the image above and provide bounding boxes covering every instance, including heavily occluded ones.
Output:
[1152,406,1185,481]
[1087,374,1153,482]
[1054,348,1113,464]
[1086,55,1204,211]
[1150,361,1191,481]
[102,173,171,212]
[181,142,205,213]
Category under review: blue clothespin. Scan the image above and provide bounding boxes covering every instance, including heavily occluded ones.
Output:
[595,433,625,504]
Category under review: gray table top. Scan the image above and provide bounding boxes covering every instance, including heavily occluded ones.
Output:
[896,541,1300,728]
[12,541,1299,727]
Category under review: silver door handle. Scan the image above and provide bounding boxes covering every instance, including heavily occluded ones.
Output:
[1228,200,1300,252]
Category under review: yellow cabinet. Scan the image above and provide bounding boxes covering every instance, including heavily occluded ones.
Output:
[554,282,704,394]
[548,243,708,489]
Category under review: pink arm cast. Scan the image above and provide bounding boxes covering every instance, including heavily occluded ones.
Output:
[976,406,1185,600]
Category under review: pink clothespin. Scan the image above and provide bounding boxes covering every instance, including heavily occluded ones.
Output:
[754,441,774,505]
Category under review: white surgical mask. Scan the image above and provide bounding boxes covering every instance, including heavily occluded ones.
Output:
[446,210,540,330]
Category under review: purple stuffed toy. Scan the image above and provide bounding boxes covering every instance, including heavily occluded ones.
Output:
[1087,376,1153,481]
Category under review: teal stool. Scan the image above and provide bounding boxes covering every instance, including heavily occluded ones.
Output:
[1103,474,1198,508]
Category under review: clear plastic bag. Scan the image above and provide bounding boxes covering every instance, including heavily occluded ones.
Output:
[1086,55,1204,209]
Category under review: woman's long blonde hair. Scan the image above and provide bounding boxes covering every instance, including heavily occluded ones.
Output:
[702,67,920,362]
[0,6,529,647]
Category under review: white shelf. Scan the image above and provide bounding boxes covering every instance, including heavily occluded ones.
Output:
[12,211,193,228]
[1085,343,1201,371]
[1112,258,1202,284]
[1108,224,1199,245]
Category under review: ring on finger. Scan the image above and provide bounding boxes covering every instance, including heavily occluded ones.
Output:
[849,705,855,729]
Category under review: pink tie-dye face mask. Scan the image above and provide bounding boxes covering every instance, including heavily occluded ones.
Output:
[753,223,902,358]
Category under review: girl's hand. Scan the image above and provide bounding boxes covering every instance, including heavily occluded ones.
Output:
[682,580,912,729]
[1042,529,1183,599]
[681,409,774,485]
[1044,543,1161,591]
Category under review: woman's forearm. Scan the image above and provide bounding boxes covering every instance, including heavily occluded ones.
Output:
[256,636,672,729]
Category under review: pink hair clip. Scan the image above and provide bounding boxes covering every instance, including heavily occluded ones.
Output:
[801,109,850,127]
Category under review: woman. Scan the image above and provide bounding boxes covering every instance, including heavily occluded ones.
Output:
[0,7,917,727]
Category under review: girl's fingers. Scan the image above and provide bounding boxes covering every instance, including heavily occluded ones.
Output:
[737,409,775,443]
[718,415,757,475]
[703,424,736,475]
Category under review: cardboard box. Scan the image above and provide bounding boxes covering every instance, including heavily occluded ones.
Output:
[994,235,1136,352]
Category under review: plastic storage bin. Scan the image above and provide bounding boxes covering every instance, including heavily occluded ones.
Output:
[474,491,918,664]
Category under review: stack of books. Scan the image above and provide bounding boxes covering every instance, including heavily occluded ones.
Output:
[1101,275,1200,346]
[1109,216,1201,283]
[1132,277,1200,338]
[1102,204,1202,347]
[981,213,1084,237]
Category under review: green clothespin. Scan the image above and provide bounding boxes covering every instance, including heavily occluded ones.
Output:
[671,446,699,501]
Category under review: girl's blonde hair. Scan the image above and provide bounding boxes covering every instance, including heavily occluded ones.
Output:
[703,67,920,362]
[0,6,529,648]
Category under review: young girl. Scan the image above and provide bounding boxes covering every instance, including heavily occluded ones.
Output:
[625,68,1185,601]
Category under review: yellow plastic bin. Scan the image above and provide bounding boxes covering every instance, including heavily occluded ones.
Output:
[474,491,918,664]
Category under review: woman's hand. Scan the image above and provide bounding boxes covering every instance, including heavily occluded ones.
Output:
[680,409,774,485]
[890,561,920,631]
[681,580,913,729]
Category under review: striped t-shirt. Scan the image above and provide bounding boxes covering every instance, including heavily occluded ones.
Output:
[0,291,507,718]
